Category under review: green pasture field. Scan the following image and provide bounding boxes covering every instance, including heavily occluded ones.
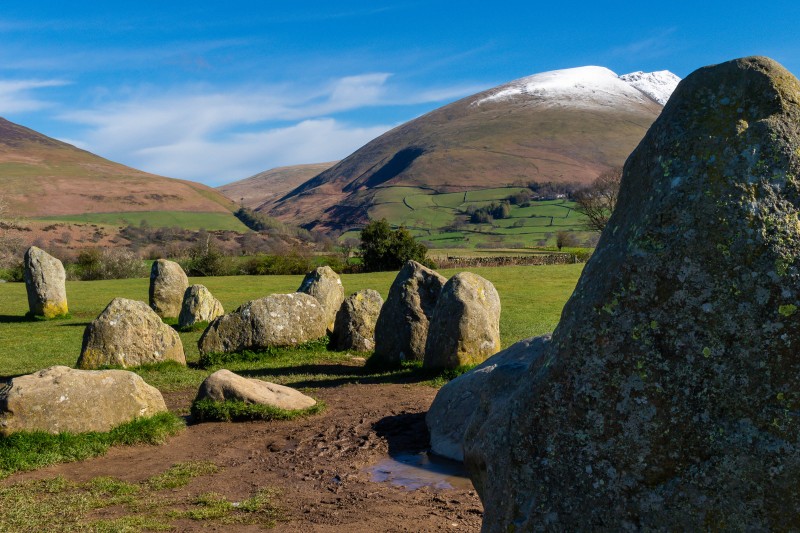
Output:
[0,265,583,389]
[361,185,593,249]
[34,211,249,232]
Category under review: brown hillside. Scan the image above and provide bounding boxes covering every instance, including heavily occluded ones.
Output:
[262,67,667,232]
[0,117,236,217]
[217,161,337,209]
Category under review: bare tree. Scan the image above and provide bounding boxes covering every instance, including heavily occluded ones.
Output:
[0,195,23,267]
[572,167,622,232]
[556,231,577,251]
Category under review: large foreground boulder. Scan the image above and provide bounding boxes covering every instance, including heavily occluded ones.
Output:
[0,366,167,435]
[427,336,547,461]
[372,261,446,366]
[198,293,327,355]
[77,298,186,369]
[333,289,384,352]
[23,246,68,318]
[297,266,344,334]
[195,369,316,410]
[178,284,224,328]
[424,272,501,369]
[149,259,189,318]
[464,57,800,531]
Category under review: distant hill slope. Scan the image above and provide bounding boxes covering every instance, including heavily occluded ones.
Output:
[0,117,237,218]
[262,66,680,232]
[217,161,337,209]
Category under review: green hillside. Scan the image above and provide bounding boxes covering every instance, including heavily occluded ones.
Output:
[34,211,250,232]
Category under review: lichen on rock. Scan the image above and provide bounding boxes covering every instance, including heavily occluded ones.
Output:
[464,57,800,530]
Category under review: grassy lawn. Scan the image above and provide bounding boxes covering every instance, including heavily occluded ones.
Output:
[34,211,249,232]
[0,265,582,385]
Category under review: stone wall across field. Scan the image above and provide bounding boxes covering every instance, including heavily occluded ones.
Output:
[433,253,583,269]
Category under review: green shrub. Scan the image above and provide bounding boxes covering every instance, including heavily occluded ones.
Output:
[360,219,428,272]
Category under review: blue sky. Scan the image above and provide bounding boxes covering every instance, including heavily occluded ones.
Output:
[0,1,798,186]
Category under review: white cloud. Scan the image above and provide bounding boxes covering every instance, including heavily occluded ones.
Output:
[0,79,69,113]
[136,119,393,186]
[55,72,477,185]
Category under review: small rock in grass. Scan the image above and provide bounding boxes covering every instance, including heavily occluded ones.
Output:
[297,266,345,334]
[23,246,68,318]
[179,284,224,329]
[77,297,185,369]
[149,259,188,318]
[195,369,316,410]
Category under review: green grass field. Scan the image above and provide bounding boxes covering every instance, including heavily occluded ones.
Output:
[0,265,583,385]
[34,211,249,232]
[364,185,594,249]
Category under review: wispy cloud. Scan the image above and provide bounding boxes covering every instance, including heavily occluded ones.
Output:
[608,28,677,60]
[57,73,475,185]
[0,79,70,113]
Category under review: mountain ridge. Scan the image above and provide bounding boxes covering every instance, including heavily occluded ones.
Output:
[258,65,680,232]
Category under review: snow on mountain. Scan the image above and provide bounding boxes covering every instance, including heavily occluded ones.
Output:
[474,66,681,108]
[619,70,682,105]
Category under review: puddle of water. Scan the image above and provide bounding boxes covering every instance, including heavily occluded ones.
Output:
[366,451,474,491]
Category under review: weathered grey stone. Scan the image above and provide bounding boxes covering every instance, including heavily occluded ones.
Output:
[424,272,501,369]
[427,336,547,461]
[149,259,188,318]
[0,366,167,435]
[23,246,68,318]
[333,289,384,352]
[195,369,316,410]
[297,266,344,334]
[178,284,224,328]
[465,57,800,531]
[77,297,186,369]
[198,293,327,355]
[371,261,446,366]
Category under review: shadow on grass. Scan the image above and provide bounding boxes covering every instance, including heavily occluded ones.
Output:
[0,314,35,323]
[236,363,442,389]
[57,322,90,328]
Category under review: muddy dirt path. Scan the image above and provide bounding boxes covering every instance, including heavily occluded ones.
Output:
[9,383,484,532]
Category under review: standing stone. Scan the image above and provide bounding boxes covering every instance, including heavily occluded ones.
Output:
[149,259,188,318]
[23,246,68,318]
[77,297,186,369]
[297,266,344,334]
[465,57,800,531]
[0,366,167,435]
[427,336,548,461]
[423,272,501,369]
[198,293,327,355]
[194,369,316,411]
[178,284,224,328]
[371,261,446,366]
[333,289,384,352]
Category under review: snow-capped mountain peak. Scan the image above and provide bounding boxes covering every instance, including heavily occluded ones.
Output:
[619,70,682,105]
[474,66,681,108]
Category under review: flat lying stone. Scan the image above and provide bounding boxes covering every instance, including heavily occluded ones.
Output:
[195,369,316,410]
[0,366,167,435]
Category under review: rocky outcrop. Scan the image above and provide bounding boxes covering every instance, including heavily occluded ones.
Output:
[0,366,167,435]
[23,246,68,318]
[178,284,224,328]
[149,259,189,318]
[465,57,800,531]
[198,293,327,355]
[77,298,186,369]
[423,272,501,369]
[297,266,345,334]
[194,369,316,410]
[427,336,547,461]
[371,261,446,366]
[333,289,384,352]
